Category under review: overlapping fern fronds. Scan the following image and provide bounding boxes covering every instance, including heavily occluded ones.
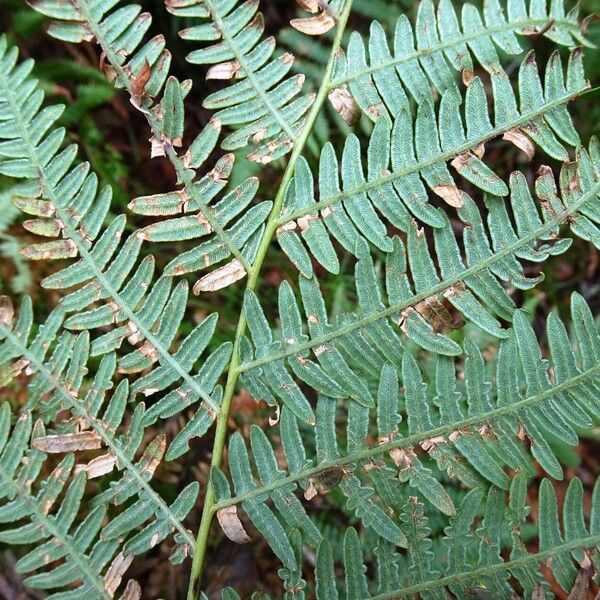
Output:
[216,294,600,596]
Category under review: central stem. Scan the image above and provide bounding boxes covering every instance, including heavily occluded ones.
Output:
[186,2,354,597]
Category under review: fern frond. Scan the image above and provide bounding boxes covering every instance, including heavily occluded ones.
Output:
[29,0,275,291]
[0,399,199,598]
[4,1,599,597]
[310,478,599,599]
[0,406,134,600]
[0,291,223,557]
[330,0,589,117]
[240,155,600,407]
[214,292,600,561]
[277,49,590,275]
[0,34,240,583]
[0,298,199,562]
[167,0,330,163]
[215,458,599,598]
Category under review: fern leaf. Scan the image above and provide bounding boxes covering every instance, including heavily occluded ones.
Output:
[216,470,600,597]
[278,50,590,275]
[315,537,339,599]
[330,0,588,116]
[167,0,335,162]
[240,174,597,424]
[0,36,229,466]
[4,1,600,597]
[0,300,198,563]
[0,38,229,418]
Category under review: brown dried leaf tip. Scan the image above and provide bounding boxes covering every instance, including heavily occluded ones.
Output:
[217,505,252,544]
[328,87,361,126]
[75,453,117,479]
[33,431,102,453]
[433,183,464,208]
[503,128,535,160]
[303,466,345,500]
[292,0,336,35]
[103,553,136,598]
[130,61,152,111]
[297,0,320,12]
[0,296,14,328]
[291,11,335,35]
[193,259,247,294]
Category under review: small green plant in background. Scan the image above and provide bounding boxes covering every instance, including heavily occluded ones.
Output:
[0,0,600,599]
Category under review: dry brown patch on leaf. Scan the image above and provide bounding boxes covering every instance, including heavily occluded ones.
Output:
[420,436,446,453]
[207,59,242,80]
[276,221,297,235]
[503,128,535,160]
[193,259,247,293]
[521,19,556,37]
[217,505,252,544]
[399,293,463,335]
[304,466,345,500]
[291,11,335,35]
[209,153,235,184]
[448,428,471,442]
[149,134,166,158]
[477,423,496,440]
[297,0,320,12]
[297,214,318,232]
[100,52,117,83]
[433,183,464,208]
[104,553,134,597]
[126,320,142,345]
[268,405,281,426]
[566,569,591,600]
[366,101,384,120]
[462,68,475,86]
[328,88,361,126]
[75,453,117,478]
[130,61,152,112]
[473,142,485,159]
[133,435,166,479]
[389,447,417,471]
[21,239,78,260]
[248,137,295,164]
[121,580,142,600]
[33,431,102,453]
[304,479,318,500]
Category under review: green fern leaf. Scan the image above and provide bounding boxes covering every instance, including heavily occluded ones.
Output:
[330,0,589,116]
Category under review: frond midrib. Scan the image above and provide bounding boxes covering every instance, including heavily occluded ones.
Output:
[202,0,298,143]
[0,323,196,549]
[275,87,588,226]
[0,58,220,414]
[184,2,357,590]
[329,16,581,89]
[216,349,600,510]
[239,178,600,373]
